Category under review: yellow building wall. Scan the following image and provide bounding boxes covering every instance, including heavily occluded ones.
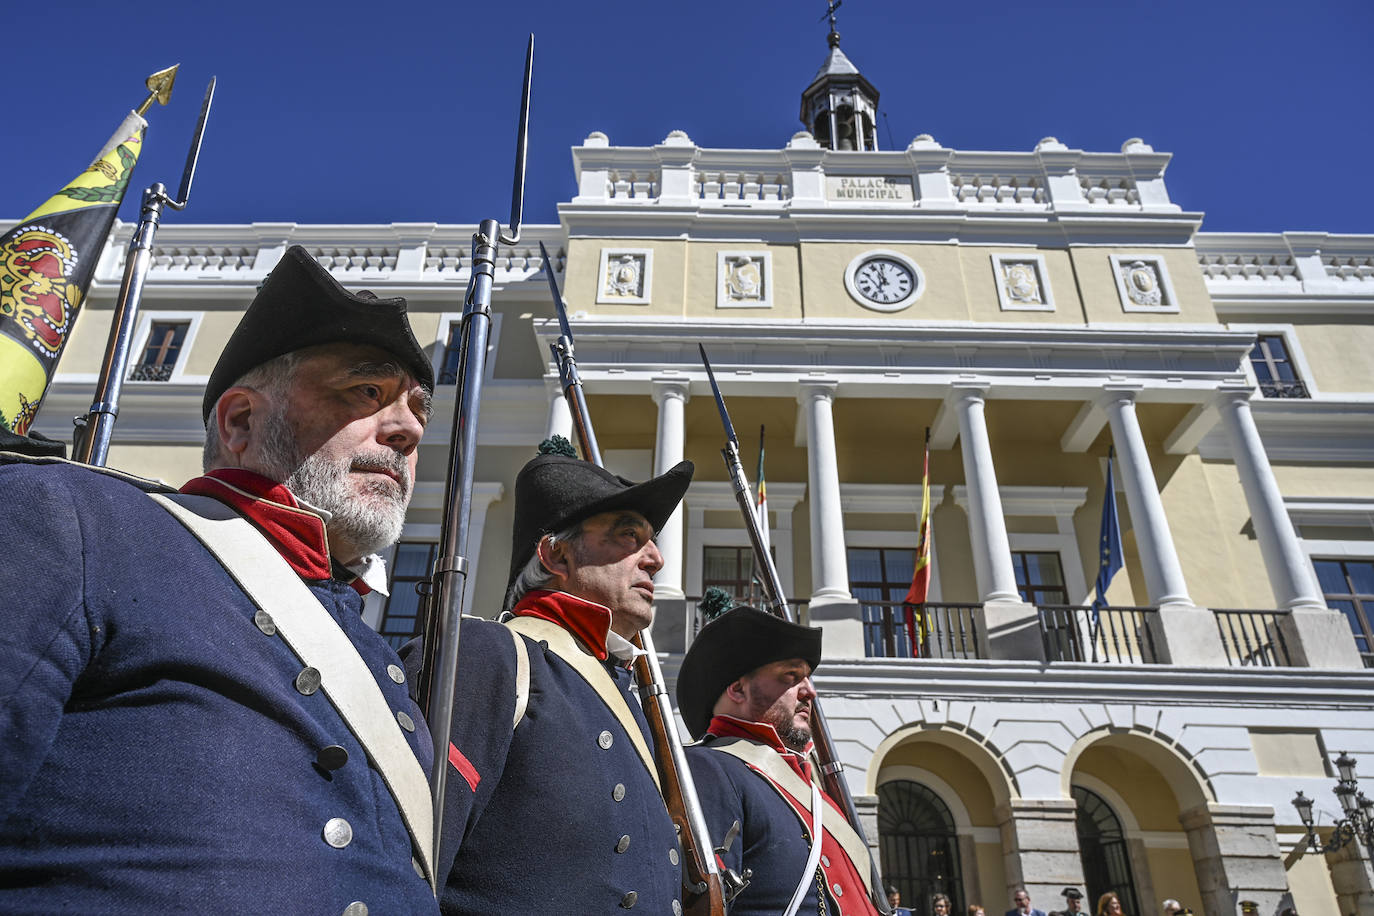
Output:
[1271,462,1374,500]
[1141,845,1203,914]
[1072,248,1218,325]
[565,237,689,317]
[1288,319,1374,394]
[682,243,804,319]
[106,443,203,487]
[973,841,1006,912]
[1283,841,1340,916]
[1073,745,1182,833]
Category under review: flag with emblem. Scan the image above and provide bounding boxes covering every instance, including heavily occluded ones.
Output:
[1093,447,1125,631]
[0,111,147,436]
[903,428,933,656]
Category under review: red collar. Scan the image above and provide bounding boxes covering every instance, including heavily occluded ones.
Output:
[706,714,815,781]
[180,469,354,588]
[512,590,614,661]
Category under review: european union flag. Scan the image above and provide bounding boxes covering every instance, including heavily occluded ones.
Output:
[1093,447,1125,628]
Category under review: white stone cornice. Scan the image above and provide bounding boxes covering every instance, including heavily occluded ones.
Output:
[531,317,1255,400]
[686,480,806,513]
[952,485,1088,519]
[837,482,934,515]
[1197,397,1374,463]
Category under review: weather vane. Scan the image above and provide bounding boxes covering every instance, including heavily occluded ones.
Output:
[820,0,842,46]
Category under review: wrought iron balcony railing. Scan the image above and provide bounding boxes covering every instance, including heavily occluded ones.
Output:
[127,362,175,382]
[1038,605,1161,664]
[1212,609,1293,667]
[1258,379,1309,398]
[861,601,983,660]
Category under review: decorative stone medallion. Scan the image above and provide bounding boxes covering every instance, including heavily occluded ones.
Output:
[596,248,653,305]
[716,251,772,308]
[991,253,1054,311]
[1109,254,1179,313]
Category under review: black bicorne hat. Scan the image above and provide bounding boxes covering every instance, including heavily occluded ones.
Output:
[202,245,434,420]
[1061,889,1083,900]
[507,454,694,589]
[675,605,823,740]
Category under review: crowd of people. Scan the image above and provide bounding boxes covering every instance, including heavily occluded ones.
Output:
[883,885,1199,916]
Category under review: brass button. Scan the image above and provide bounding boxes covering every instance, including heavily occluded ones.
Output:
[323,817,353,849]
[619,891,638,909]
[396,710,416,733]
[598,730,614,749]
[342,904,368,916]
[668,847,679,866]
[612,783,626,802]
[387,664,405,684]
[295,667,322,696]
[253,610,277,635]
[615,834,631,853]
[317,745,349,771]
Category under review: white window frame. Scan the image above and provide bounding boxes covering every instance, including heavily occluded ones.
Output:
[126,310,206,384]
[433,311,503,384]
[1228,322,1322,398]
[953,485,1090,605]
[685,481,804,600]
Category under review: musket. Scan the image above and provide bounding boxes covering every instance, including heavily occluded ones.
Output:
[417,35,533,872]
[539,241,742,914]
[74,71,216,467]
[699,343,893,916]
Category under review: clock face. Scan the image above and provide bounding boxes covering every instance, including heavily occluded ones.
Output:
[854,256,914,304]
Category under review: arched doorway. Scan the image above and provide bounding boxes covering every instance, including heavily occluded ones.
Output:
[1073,785,1141,916]
[878,780,964,915]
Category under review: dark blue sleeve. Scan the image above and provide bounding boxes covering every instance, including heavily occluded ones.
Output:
[0,466,98,824]
[400,616,519,888]
[685,744,749,912]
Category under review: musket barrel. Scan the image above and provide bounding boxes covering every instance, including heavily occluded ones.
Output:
[75,185,167,466]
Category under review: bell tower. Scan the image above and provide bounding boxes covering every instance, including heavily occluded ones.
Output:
[800,1,880,151]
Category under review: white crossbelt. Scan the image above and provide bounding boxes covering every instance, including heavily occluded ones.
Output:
[151,493,435,891]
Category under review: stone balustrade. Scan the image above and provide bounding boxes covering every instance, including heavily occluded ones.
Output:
[1196,232,1374,299]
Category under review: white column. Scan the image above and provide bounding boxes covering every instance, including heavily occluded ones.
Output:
[1102,390,1192,606]
[799,382,851,601]
[544,379,573,442]
[953,385,1020,602]
[651,380,689,600]
[1218,391,1325,609]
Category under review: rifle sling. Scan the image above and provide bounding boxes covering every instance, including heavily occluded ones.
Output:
[151,493,436,891]
[505,615,661,793]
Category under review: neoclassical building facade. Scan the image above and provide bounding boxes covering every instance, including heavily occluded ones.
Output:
[18,38,1374,916]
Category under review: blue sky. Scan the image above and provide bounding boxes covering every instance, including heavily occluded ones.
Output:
[4,0,1370,234]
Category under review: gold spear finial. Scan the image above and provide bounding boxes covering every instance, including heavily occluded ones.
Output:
[135,64,180,116]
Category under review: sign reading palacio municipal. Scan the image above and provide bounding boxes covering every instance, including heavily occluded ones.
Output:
[825,175,914,202]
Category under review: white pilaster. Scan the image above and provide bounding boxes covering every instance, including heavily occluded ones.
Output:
[1217,391,1324,610]
[651,379,690,601]
[544,379,573,442]
[1102,389,1192,607]
[799,381,851,602]
[953,385,1020,602]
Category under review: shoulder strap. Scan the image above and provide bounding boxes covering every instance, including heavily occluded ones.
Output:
[150,493,436,890]
[504,615,661,792]
[709,737,875,898]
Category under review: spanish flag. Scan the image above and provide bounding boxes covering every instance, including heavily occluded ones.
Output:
[0,111,146,436]
[903,428,933,656]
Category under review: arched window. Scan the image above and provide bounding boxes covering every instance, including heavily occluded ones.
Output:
[1072,785,1141,916]
[878,780,964,916]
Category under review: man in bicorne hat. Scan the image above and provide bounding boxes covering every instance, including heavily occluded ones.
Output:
[677,605,882,915]
[418,443,693,913]
[0,245,438,913]
[1049,888,1085,916]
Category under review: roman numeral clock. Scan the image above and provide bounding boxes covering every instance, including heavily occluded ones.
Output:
[844,249,925,312]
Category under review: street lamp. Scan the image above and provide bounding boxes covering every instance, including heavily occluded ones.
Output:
[1291,752,1374,853]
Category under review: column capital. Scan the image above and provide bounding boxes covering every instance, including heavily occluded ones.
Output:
[650,377,691,405]
[796,379,839,405]
[948,380,989,404]
[1099,384,1142,407]
[1214,385,1257,408]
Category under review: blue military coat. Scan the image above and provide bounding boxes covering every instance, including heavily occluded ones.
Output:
[0,458,436,915]
[409,590,682,913]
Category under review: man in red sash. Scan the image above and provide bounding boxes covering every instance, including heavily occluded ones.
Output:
[677,606,881,915]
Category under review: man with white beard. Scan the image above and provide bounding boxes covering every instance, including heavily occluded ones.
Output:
[0,246,440,915]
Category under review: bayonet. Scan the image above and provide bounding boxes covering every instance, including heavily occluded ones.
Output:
[75,76,216,467]
[420,34,534,877]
